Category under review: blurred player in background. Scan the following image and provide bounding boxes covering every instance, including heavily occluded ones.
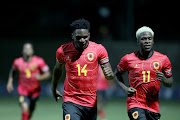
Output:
[114,26,173,120]
[7,42,51,120]
[97,65,109,120]
[51,18,114,120]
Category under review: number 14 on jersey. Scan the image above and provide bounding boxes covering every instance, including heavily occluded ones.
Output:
[76,64,87,76]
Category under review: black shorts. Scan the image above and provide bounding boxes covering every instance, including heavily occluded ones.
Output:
[62,101,97,120]
[19,95,39,111]
[128,107,161,120]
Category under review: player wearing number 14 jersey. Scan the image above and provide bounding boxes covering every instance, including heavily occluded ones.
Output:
[7,43,50,120]
[51,18,114,120]
[114,26,173,120]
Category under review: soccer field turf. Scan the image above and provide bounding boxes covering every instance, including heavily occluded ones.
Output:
[0,96,179,120]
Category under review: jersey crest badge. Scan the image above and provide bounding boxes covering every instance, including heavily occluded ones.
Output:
[87,53,94,61]
[153,62,159,70]
[84,51,97,63]
[150,60,162,72]
[30,64,36,71]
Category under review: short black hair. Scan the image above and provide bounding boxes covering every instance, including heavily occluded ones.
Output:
[70,18,90,32]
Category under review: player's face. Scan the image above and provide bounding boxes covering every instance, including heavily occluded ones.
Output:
[137,32,154,52]
[22,43,34,57]
[72,29,90,51]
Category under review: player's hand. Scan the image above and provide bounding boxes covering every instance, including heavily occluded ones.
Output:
[51,89,62,102]
[35,74,41,81]
[124,87,136,97]
[156,70,166,82]
[7,82,14,93]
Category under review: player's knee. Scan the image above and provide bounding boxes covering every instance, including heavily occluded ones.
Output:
[21,102,30,112]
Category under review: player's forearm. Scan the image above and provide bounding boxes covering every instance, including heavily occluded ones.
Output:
[114,75,128,92]
[51,67,63,90]
[101,63,114,80]
[8,67,16,83]
[8,77,13,84]
[38,72,51,81]
[163,76,173,87]
[114,70,128,92]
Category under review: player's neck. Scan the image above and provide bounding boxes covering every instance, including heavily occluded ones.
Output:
[139,50,153,59]
[23,55,33,62]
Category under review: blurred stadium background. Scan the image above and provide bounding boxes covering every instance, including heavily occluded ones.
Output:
[0,0,180,120]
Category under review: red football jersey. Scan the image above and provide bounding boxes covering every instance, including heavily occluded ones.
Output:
[56,41,109,107]
[117,51,172,113]
[13,55,49,97]
[97,65,109,90]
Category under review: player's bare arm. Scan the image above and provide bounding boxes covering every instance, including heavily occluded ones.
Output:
[114,69,136,96]
[100,62,114,80]
[156,70,173,87]
[7,66,17,93]
[51,60,64,102]
[35,71,51,81]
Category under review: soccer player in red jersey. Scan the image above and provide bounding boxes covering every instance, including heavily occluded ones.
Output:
[114,26,173,120]
[51,18,114,120]
[7,43,51,120]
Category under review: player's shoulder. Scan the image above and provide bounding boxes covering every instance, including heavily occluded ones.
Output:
[123,52,135,59]
[57,41,73,51]
[153,51,168,59]
[14,57,23,62]
[33,55,44,62]
[13,57,24,66]
[89,41,105,49]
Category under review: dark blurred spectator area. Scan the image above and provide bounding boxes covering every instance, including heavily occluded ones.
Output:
[0,0,179,40]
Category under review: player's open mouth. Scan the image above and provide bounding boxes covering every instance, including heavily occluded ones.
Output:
[144,45,151,48]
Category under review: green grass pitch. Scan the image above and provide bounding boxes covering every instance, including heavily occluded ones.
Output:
[0,96,179,120]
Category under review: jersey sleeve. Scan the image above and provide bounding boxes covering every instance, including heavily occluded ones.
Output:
[162,56,172,77]
[56,46,65,63]
[98,44,109,65]
[117,55,128,74]
[39,58,50,73]
[12,59,18,70]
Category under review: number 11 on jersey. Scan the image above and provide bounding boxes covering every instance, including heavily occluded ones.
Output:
[142,71,150,82]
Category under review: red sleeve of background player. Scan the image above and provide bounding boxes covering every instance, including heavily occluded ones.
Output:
[38,58,50,73]
[117,55,128,74]
[98,44,109,65]
[56,46,65,63]
[12,59,18,70]
[163,56,172,77]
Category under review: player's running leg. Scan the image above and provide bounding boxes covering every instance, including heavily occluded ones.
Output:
[19,95,30,120]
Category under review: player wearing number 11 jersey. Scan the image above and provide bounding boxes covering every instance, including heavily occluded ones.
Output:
[114,26,173,120]
[7,43,50,120]
[51,18,114,120]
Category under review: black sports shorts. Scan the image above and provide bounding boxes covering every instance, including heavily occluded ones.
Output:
[62,101,97,120]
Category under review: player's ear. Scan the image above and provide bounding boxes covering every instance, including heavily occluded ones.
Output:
[88,33,90,39]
